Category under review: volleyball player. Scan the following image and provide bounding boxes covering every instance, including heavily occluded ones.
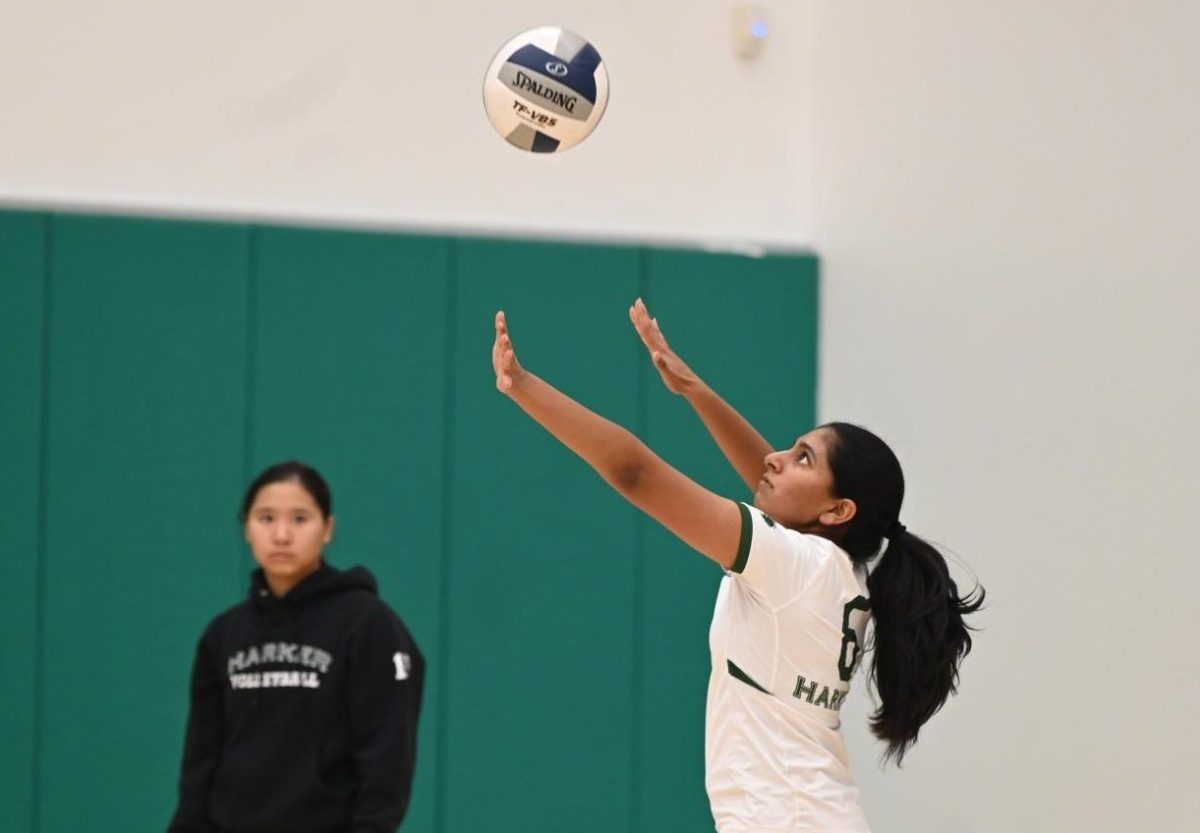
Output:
[490,300,982,832]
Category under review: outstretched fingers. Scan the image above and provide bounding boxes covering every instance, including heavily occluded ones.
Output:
[628,297,696,395]
[629,297,668,355]
[493,310,517,392]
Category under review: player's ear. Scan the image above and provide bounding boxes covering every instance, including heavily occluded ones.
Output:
[323,515,336,546]
[819,498,856,527]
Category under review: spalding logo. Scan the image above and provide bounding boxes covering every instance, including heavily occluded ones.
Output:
[544,60,569,77]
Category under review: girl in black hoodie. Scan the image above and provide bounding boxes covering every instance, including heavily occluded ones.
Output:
[168,461,424,833]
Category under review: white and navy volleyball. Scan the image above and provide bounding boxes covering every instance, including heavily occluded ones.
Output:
[483,26,609,153]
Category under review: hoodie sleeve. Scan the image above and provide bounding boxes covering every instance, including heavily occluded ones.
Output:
[167,627,224,833]
[346,602,425,833]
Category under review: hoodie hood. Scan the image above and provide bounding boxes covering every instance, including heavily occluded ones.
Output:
[250,562,378,611]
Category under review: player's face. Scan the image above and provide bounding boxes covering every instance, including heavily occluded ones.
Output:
[753,428,852,534]
[244,480,334,596]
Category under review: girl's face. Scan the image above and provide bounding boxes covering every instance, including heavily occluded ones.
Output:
[753,427,856,534]
[244,479,334,596]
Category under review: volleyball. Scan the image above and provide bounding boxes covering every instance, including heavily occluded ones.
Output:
[482,27,609,153]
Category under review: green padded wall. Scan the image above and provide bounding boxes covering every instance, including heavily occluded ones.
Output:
[0,211,47,832]
[1,208,817,833]
[40,216,250,831]
[443,239,641,831]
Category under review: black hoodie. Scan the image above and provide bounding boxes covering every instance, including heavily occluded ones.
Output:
[168,563,424,833]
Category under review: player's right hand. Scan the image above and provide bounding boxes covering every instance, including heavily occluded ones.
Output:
[492,310,523,394]
[629,297,700,396]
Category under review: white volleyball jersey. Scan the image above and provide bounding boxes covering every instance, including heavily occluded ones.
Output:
[705,502,873,833]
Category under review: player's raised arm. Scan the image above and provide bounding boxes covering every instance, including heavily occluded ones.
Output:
[492,310,741,568]
[629,297,773,493]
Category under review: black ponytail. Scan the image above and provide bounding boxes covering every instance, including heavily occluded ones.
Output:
[865,528,984,764]
[822,423,985,765]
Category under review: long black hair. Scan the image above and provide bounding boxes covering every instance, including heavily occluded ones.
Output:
[239,460,333,521]
[822,422,984,765]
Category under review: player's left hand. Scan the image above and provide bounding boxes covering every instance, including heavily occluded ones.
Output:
[492,311,524,393]
[630,297,700,396]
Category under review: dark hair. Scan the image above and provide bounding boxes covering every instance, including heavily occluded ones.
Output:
[239,460,333,521]
[821,422,984,765]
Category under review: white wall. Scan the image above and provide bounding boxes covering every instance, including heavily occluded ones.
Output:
[3,2,1197,832]
[810,3,1200,832]
[0,0,811,246]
